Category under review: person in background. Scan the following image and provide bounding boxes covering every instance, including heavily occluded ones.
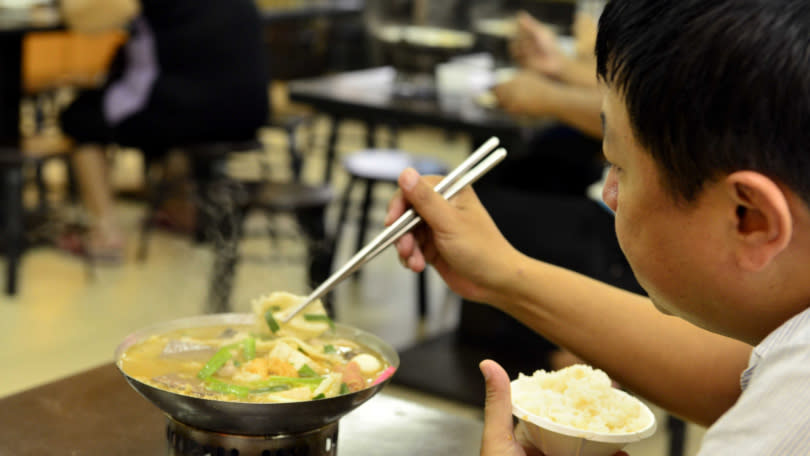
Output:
[58,0,269,261]
[388,0,810,454]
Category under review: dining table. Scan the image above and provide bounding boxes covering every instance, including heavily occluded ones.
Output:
[287,65,553,183]
[0,362,484,455]
[0,4,62,295]
[258,0,364,25]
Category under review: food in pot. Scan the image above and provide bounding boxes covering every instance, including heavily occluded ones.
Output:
[117,292,392,403]
[511,364,651,433]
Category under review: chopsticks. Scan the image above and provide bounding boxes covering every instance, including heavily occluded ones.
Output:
[280,137,507,323]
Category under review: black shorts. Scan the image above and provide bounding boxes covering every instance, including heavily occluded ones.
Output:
[60,89,265,157]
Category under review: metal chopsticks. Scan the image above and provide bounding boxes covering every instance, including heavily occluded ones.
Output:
[280,137,507,323]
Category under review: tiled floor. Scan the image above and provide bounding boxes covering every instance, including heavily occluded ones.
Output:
[0,119,704,455]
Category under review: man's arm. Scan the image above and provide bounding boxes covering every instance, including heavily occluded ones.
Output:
[496,256,751,427]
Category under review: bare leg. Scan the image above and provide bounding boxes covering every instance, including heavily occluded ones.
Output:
[71,144,124,258]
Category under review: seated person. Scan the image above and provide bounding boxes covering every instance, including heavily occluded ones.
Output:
[459,10,621,374]
[58,0,269,261]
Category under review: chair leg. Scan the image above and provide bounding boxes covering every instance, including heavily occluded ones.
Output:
[3,165,23,295]
[418,270,428,321]
[352,179,375,280]
[354,179,374,253]
[204,180,245,314]
[295,205,335,315]
[324,115,342,184]
[333,176,356,255]
[667,415,686,456]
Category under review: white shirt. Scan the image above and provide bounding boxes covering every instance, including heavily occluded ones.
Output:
[698,307,810,455]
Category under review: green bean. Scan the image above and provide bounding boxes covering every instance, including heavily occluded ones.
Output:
[203,378,251,397]
[197,344,237,379]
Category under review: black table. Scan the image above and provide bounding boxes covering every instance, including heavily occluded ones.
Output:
[288,66,552,183]
[0,6,62,295]
[259,0,363,25]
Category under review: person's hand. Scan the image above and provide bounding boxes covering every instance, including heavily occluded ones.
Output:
[493,71,561,117]
[510,11,565,78]
[480,360,543,456]
[479,360,631,456]
[385,169,520,305]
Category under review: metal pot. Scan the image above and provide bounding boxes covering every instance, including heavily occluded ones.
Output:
[114,313,399,436]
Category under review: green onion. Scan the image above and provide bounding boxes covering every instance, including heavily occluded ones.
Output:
[243,337,256,361]
[297,364,318,378]
[197,344,237,379]
[304,314,335,329]
[248,375,325,391]
[265,309,280,333]
[313,393,326,400]
[323,344,336,354]
[203,378,250,397]
[339,383,350,395]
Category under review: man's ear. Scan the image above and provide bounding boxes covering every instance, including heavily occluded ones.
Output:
[725,171,792,271]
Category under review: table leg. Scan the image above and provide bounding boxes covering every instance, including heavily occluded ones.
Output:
[3,165,23,295]
[0,33,23,148]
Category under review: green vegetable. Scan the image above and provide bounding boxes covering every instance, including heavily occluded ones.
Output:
[243,337,256,361]
[265,309,280,333]
[313,393,326,400]
[304,314,335,329]
[297,364,318,378]
[248,375,325,391]
[339,383,350,395]
[197,344,237,379]
[203,378,250,397]
[323,344,336,354]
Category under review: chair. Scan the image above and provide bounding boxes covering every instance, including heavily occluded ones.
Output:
[333,148,448,321]
[0,150,25,295]
[136,138,335,314]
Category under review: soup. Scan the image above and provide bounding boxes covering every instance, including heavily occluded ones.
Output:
[118,292,392,403]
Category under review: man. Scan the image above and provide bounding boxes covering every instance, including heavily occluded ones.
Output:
[386,0,810,454]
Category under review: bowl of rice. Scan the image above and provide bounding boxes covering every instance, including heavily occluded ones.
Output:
[511,364,656,456]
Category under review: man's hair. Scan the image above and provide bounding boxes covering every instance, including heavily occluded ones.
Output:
[596,0,810,204]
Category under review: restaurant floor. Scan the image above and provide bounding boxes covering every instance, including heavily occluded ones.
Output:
[0,119,704,455]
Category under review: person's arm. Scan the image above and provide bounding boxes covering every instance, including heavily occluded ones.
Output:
[493,71,604,139]
[61,0,139,34]
[387,170,751,427]
[495,256,750,427]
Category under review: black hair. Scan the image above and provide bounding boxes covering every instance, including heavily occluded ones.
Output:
[596,0,810,203]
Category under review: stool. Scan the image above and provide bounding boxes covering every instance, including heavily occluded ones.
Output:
[334,149,448,321]
[137,140,335,313]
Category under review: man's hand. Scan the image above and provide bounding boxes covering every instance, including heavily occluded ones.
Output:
[510,11,565,78]
[479,360,630,456]
[492,71,561,117]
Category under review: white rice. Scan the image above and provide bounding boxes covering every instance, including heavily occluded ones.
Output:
[511,364,649,434]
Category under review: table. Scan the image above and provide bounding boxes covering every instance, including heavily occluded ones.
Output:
[259,0,363,25]
[0,363,484,455]
[287,66,551,183]
[0,6,62,295]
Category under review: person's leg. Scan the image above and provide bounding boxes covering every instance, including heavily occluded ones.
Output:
[70,144,124,259]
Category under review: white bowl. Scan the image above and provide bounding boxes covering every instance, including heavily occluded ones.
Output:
[512,388,657,456]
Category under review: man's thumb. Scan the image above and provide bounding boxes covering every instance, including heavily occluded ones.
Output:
[397,167,451,229]
[480,360,516,448]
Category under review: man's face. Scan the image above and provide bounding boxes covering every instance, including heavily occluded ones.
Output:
[600,87,729,329]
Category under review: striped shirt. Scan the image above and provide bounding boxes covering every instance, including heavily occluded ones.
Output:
[699,306,810,455]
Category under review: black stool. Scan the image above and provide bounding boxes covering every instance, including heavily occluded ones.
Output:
[334,148,448,321]
[137,139,335,313]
